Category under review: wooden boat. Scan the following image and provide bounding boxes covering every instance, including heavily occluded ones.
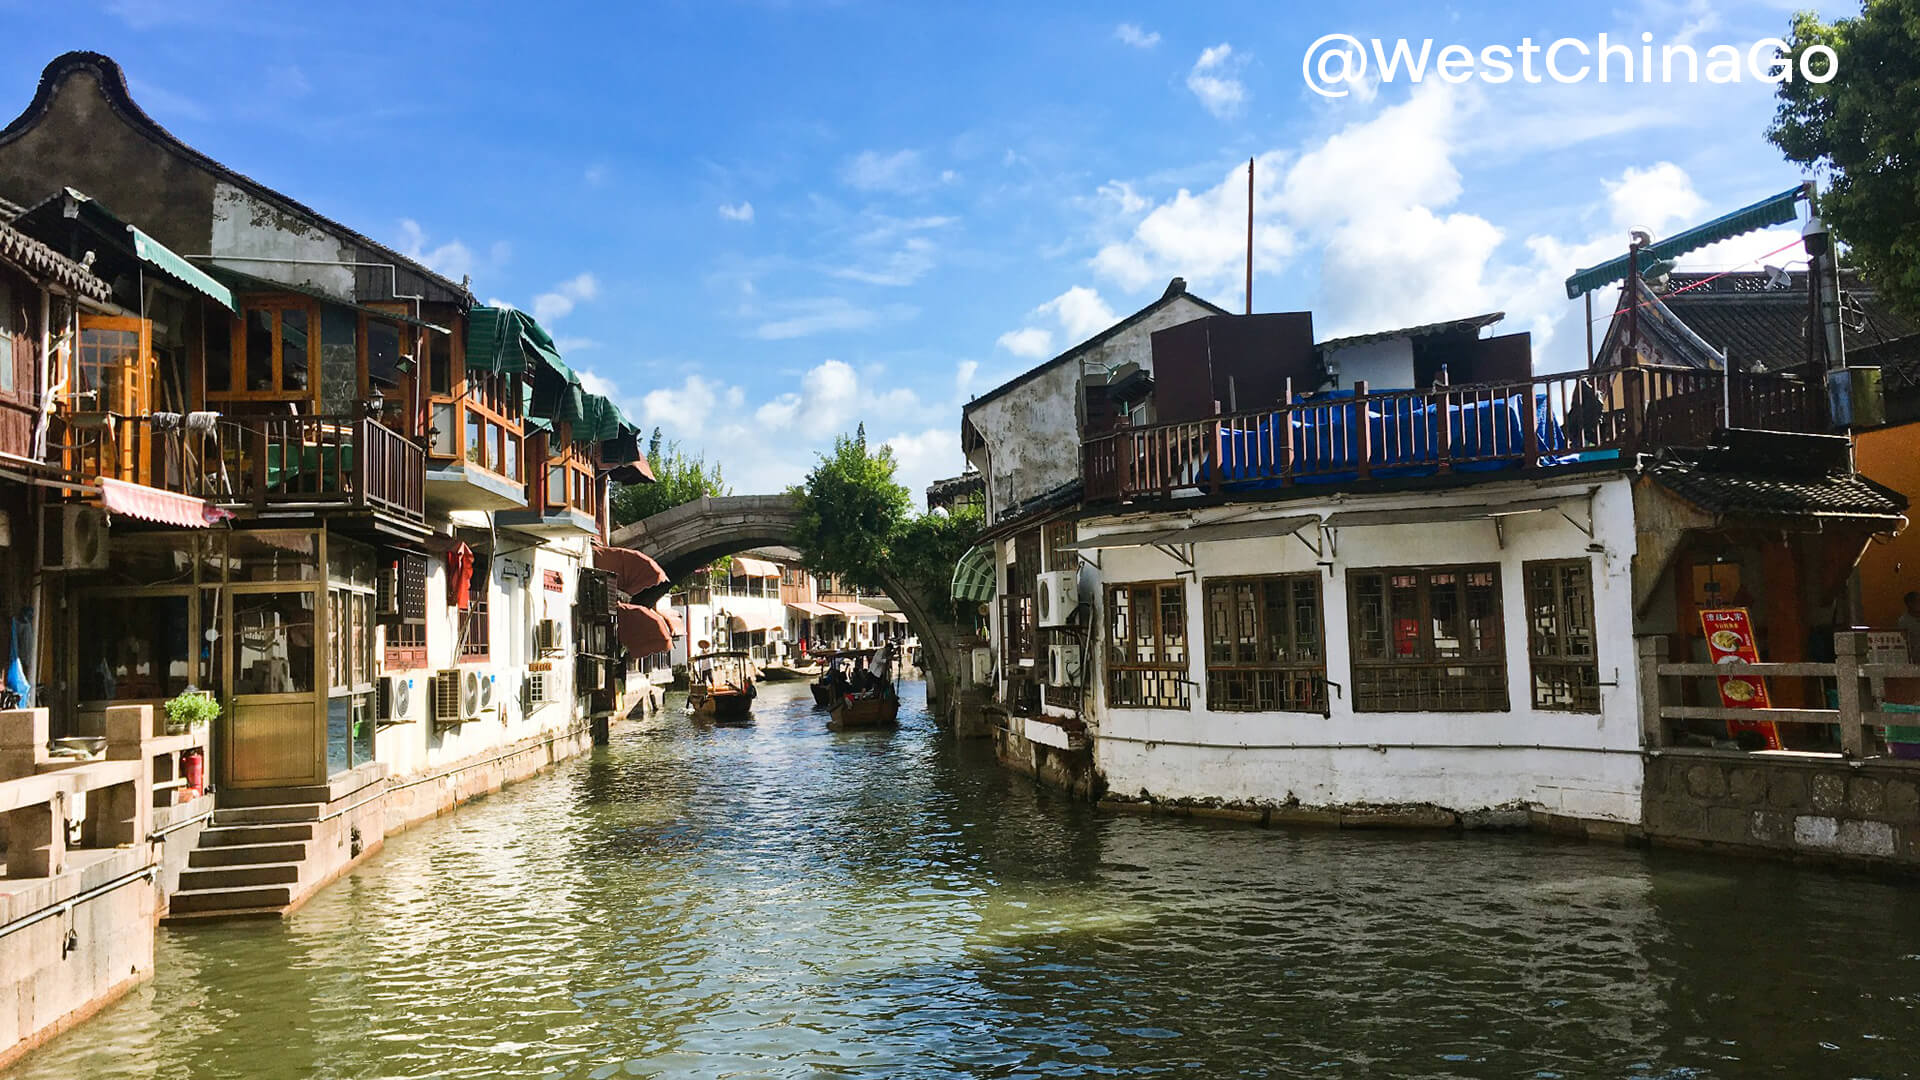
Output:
[824,647,899,730]
[810,649,871,709]
[686,651,755,723]
[826,688,898,730]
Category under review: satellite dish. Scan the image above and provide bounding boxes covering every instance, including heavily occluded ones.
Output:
[1763,264,1792,289]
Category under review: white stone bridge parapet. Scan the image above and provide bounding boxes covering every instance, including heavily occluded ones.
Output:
[609,495,959,711]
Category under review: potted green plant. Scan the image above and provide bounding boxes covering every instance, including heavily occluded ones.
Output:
[163,689,220,736]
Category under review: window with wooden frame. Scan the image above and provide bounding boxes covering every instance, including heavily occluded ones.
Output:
[220,296,318,400]
[1524,559,1600,713]
[1203,574,1326,713]
[459,553,491,661]
[1105,581,1190,709]
[1043,520,1077,572]
[541,425,597,516]
[463,369,524,481]
[1001,530,1040,666]
[1348,564,1508,712]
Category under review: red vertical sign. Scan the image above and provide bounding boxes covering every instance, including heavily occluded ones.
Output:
[1700,608,1780,750]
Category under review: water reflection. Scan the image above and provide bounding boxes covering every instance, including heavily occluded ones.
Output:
[8,679,1918,1079]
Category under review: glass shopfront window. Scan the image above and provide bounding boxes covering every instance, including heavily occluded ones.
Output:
[232,590,316,695]
[77,593,192,702]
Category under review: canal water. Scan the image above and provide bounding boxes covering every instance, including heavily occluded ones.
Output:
[9,679,1919,1079]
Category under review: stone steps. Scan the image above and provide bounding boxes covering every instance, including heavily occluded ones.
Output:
[178,861,302,891]
[188,841,308,868]
[167,884,296,914]
[211,802,321,826]
[197,821,315,847]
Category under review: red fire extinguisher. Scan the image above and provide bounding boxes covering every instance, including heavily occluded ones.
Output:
[181,748,205,797]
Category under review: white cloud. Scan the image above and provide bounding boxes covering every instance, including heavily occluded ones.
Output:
[1115,23,1160,49]
[396,219,508,283]
[1603,162,1706,239]
[718,201,755,223]
[885,425,967,509]
[638,375,742,435]
[755,297,913,340]
[996,327,1054,359]
[532,272,600,323]
[1091,153,1293,295]
[1037,285,1117,342]
[843,149,928,193]
[1186,43,1247,119]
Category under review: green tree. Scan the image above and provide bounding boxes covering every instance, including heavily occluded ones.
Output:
[1768,2,1920,314]
[889,501,985,627]
[610,427,729,526]
[787,431,912,593]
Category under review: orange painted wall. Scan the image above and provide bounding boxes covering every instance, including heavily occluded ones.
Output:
[1854,423,1920,628]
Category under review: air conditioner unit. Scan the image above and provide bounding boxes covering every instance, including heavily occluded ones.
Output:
[1048,643,1083,687]
[45,505,109,571]
[377,675,415,724]
[521,672,552,711]
[533,619,562,655]
[1036,570,1083,628]
[461,669,495,719]
[431,670,464,730]
[969,646,994,686]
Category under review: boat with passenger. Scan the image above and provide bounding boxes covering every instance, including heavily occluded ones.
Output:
[687,649,756,723]
[825,645,900,730]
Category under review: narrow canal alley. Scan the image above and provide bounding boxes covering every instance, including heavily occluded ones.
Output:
[7,679,1917,1080]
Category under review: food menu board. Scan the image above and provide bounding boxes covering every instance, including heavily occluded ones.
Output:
[1700,608,1781,750]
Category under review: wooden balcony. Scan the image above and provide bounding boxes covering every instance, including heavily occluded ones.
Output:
[1082,364,1828,505]
[61,413,426,524]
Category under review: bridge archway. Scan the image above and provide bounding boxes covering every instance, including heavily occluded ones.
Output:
[609,494,957,708]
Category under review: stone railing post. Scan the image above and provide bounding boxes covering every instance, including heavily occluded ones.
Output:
[3,794,62,878]
[1638,635,1668,749]
[0,707,50,780]
[1835,630,1866,758]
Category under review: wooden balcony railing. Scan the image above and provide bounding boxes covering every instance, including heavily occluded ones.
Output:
[1083,364,1828,504]
[62,413,426,524]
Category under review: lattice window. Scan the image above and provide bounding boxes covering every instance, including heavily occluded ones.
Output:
[1525,559,1600,712]
[1349,565,1508,712]
[1203,574,1326,713]
[1105,581,1190,709]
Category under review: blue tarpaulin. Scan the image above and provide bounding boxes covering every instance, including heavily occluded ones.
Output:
[1206,390,1600,490]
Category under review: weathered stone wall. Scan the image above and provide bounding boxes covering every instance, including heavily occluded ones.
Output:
[1643,752,1920,868]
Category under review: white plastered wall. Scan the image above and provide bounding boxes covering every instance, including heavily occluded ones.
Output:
[1084,474,1645,823]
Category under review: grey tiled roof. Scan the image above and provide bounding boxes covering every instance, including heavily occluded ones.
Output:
[0,218,109,300]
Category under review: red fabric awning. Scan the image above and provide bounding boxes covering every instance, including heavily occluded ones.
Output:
[662,609,684,636]
[616,602,674,656]
[99,477,231,528]
[593,543,668,596]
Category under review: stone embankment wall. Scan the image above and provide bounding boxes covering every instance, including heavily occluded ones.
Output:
[1642,752,1920,868]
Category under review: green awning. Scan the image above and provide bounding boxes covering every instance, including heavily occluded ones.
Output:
[1564,185,1807,299]
[466,305,571,375]
[951,545,997,604]
[129,225,234,311]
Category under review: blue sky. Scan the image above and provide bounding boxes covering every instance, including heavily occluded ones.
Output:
[0,0,1850,501]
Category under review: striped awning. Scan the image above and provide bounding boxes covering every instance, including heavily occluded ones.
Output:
[951,545,996,603]
[99,477,231,528]
[730,556,781,578]
[826,601,882,618]
[1564,185,1806,298]
[788,601,836,617]
[728,610,780,632]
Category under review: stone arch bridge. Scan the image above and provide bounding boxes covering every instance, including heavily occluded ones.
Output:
[609,494,958,711]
